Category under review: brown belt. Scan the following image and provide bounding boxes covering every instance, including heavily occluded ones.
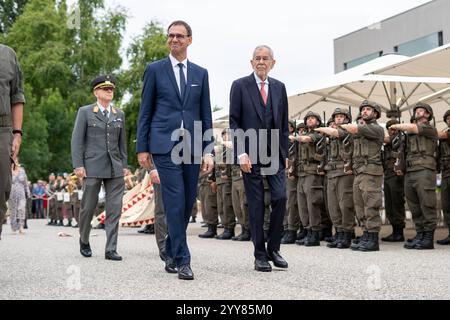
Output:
[0,115,12,127]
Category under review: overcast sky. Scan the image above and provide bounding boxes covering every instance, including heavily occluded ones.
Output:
[103,0,430,111]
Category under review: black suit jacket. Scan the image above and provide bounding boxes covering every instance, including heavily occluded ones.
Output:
[229,74,289,168]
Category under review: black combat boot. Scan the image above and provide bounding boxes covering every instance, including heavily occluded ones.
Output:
[296,229,311,246]
[305,230,321,247]
[337,231,353,249]
[65,220,72,227]
[415,230,434,250]
[281,230,297,244]
[234,228,251,241]
[297,228,307,241]
[351,231,368,251]
[216,227,235,240]
[327,231,343,249]
[437,228,450,245]
[358,232,380,252]
[404,232,423,249]
[198,225,217,238]
[381,225,405,242]
[57,220,64,226]
[320,226,333,242]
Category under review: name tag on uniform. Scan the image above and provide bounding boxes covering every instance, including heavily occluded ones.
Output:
[56,192,63,201]
[63,193,70,203]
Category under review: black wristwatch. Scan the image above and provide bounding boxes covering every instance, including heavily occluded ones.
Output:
[12,129,23,136]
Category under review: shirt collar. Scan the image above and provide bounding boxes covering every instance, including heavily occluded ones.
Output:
[169,54,188,69]
[97,102,111,114]
[254,73,269,86]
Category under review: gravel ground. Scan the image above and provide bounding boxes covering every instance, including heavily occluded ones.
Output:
[1,219,450,300]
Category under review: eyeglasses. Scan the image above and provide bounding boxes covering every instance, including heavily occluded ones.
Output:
[101,87,115,92]
[253,56,272,62]
[167,33,190,40]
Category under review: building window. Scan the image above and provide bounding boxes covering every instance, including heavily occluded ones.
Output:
[394,31,443,56]
[344,51,383,70]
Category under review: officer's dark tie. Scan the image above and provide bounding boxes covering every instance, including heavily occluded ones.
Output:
[178,63,186,100]
[103,109,109,119]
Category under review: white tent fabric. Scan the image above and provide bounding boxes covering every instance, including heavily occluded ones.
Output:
[288,53,450,129]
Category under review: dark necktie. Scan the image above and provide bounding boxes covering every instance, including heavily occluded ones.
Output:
[103,109,109,119]
[178,63,186,99]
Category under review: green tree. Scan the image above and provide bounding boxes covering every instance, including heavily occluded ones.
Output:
[0,0,28,35]
[4,0,127,180]
[122,21,169,168]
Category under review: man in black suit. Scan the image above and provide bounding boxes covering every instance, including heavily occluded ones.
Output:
[229,45,289,272]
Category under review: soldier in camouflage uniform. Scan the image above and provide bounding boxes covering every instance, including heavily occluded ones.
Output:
[292,111,326,247]
[215,129,236,240]
[281,120,301,244]
[341,101,384,252]
[391,103,438,250]
[231,164,251,241]
[315,108,355,249]
[381,120,406,242]
[198,169,219,238]
[437,110,450,245]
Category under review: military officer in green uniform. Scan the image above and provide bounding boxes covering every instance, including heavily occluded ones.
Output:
[315,108,355,249]
[341,101,384,252]
[0,44,25,240]
[46,173,58,225]
[381,120,406,242]
[391,103,438,250]
[437,110,450,245]
[71,75,127,261]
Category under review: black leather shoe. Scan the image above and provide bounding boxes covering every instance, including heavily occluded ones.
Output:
[105,251,122,261]
[178,264,194,280]
[254,259,272,272]
[165,258,178,274]
[79,239,92,258]
[268,251,288,269]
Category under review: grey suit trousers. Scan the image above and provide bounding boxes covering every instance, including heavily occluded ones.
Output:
[79,177,124,253]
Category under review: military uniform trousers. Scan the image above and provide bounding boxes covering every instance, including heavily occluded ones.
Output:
[321,176,333,230]
[0,128,12,236]
[405,169,437,232]
[198,184,218,225]
[79,177,124,253]
[286,176,300,231]
[327,174,355,232]
[217,182,235,229]
[353,173,382,233]
[232,179,249,231]
[56,200,64,221]
[153,183,168,256]
[297,174,325,231]
[442,176,450,228]
[384,175,406,228]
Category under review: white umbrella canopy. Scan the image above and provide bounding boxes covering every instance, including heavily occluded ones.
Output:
[289,54,450,129]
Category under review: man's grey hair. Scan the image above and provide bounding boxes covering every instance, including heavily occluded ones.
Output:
[253,45,274,59]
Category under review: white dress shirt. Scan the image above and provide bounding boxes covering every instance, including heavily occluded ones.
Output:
[169,54,188,130]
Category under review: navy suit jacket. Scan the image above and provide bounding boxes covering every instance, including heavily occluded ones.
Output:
[229,74,289,168]
[136,57,213,156]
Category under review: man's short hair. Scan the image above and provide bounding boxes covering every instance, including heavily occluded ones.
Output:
[167,20,192,36]
[253,45,274,59]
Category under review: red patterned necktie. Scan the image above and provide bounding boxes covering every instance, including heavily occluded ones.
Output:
[260,82,268,106]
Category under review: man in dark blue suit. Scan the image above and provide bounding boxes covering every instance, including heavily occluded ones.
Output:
[136,21,214,280]
[229,45,289,272]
